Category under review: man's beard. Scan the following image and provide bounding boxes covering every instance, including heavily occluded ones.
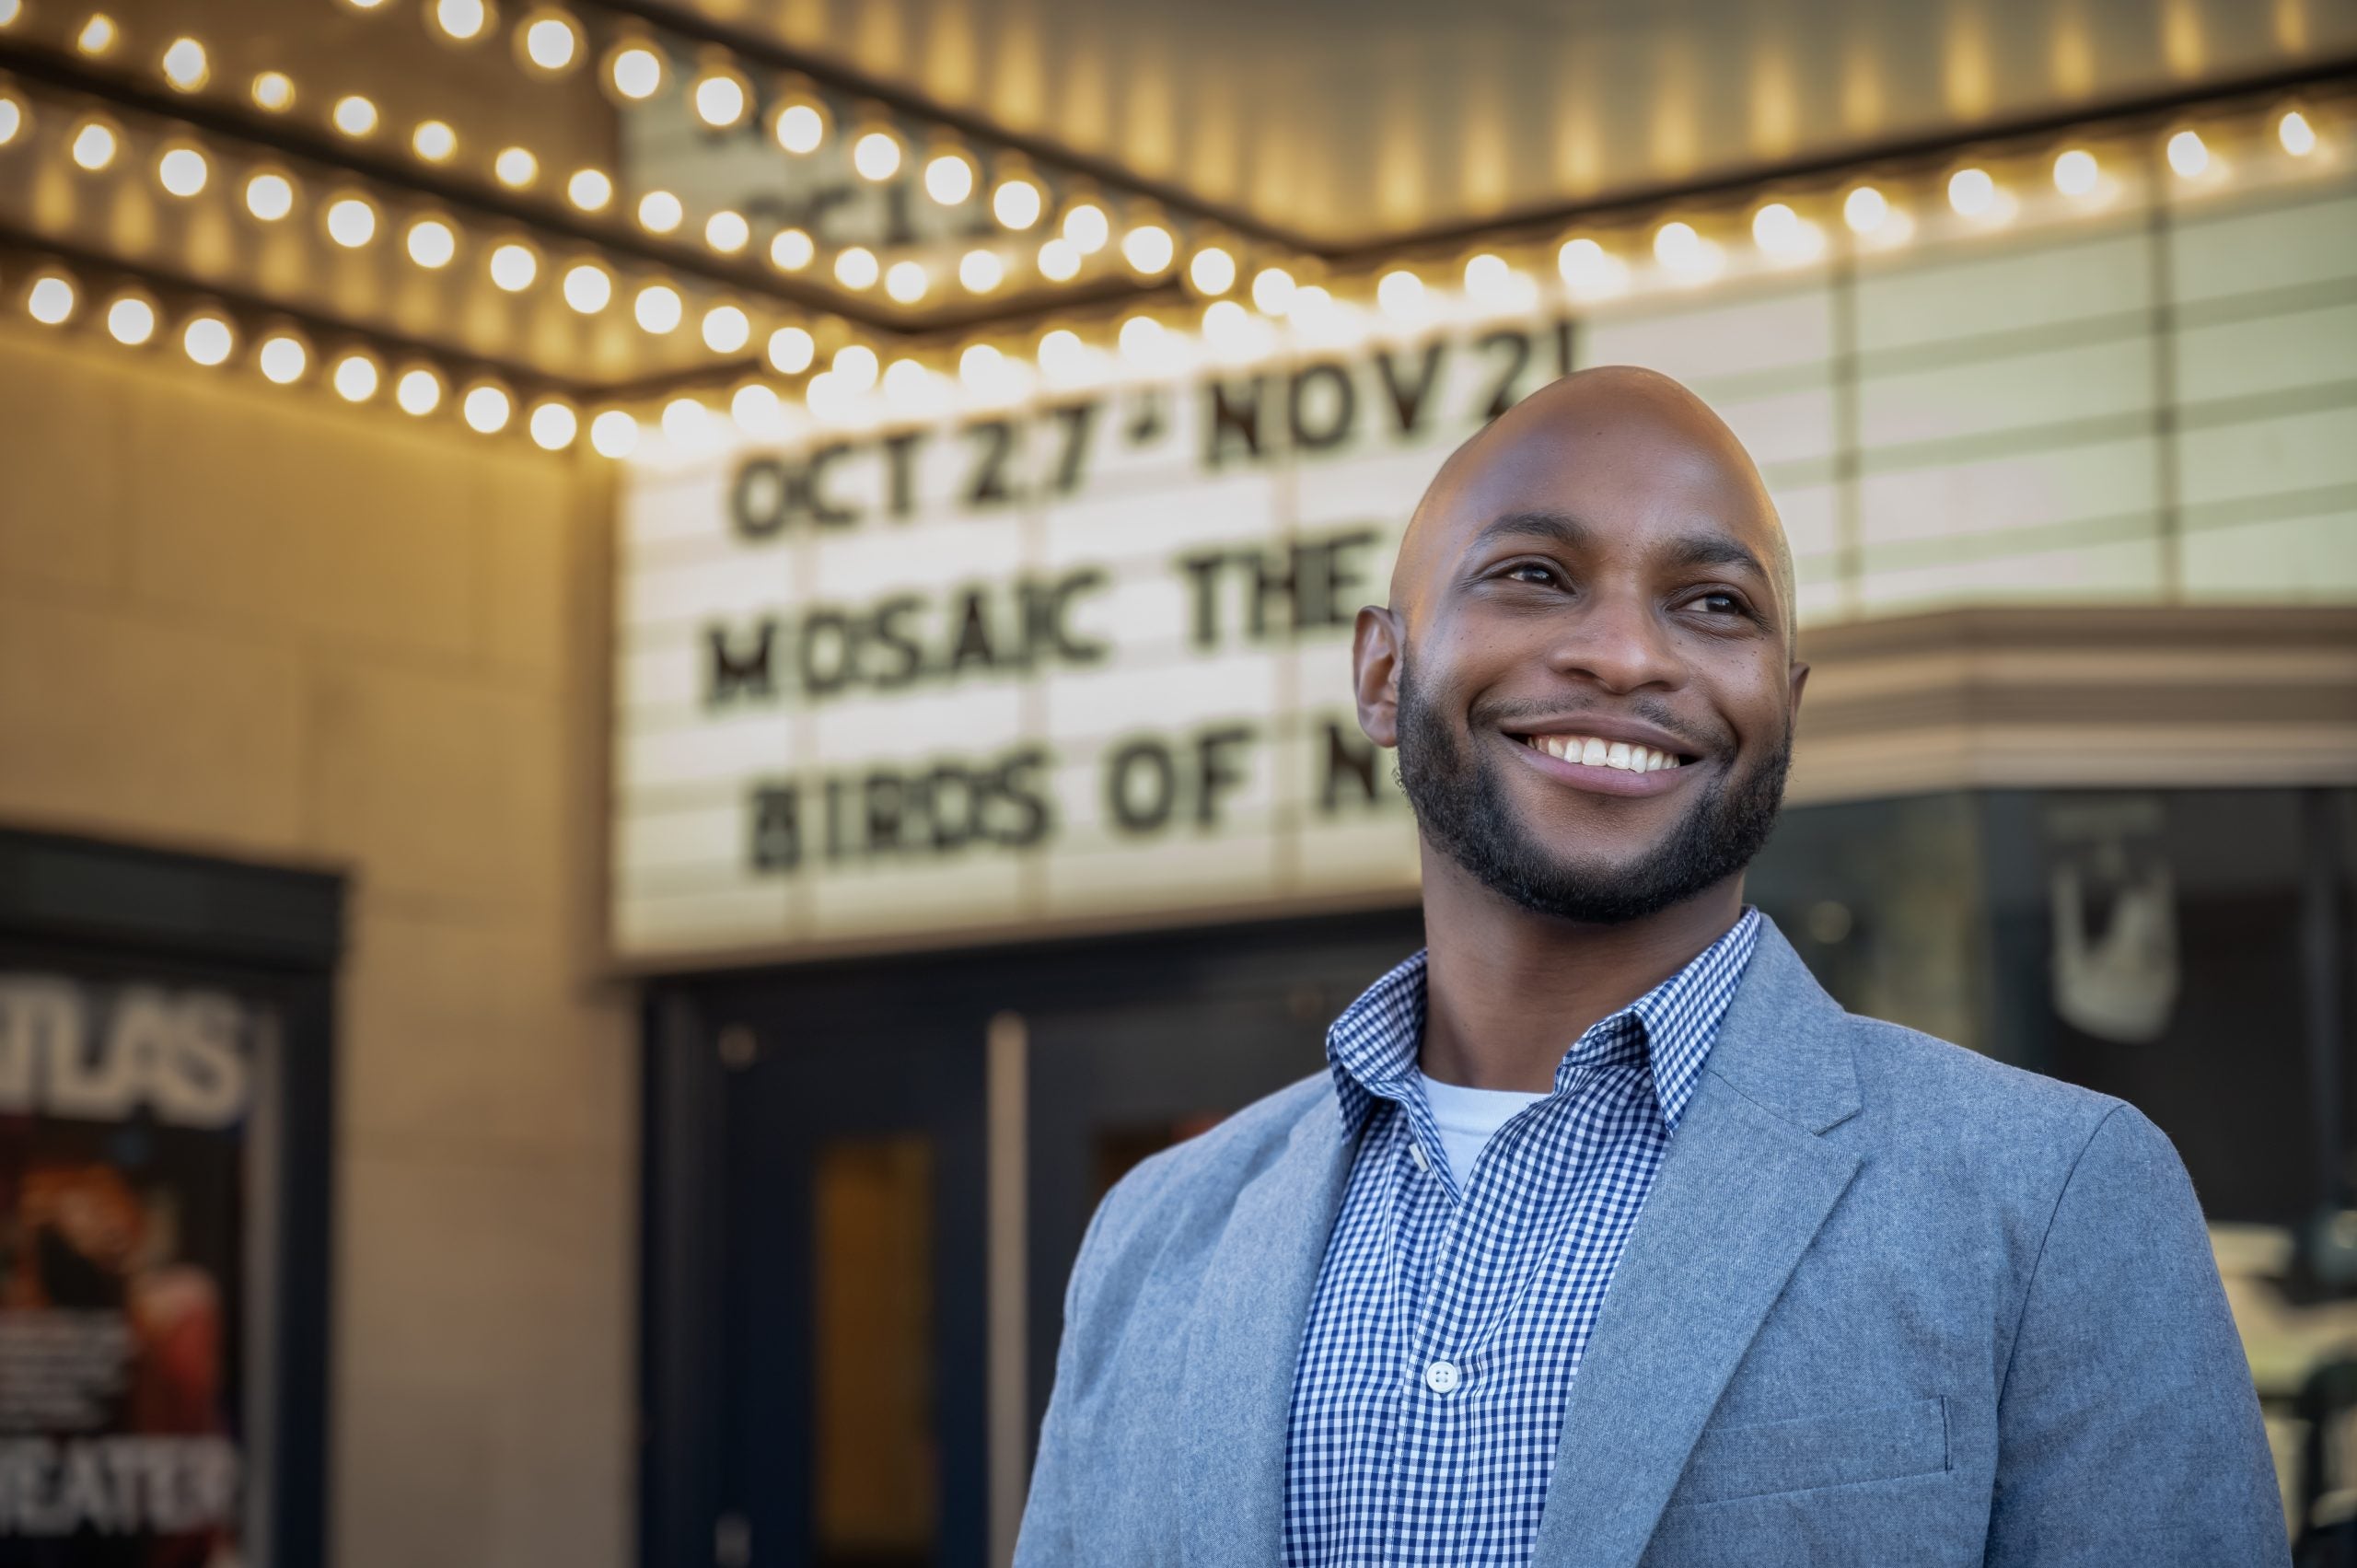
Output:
[1394,656,1791,924]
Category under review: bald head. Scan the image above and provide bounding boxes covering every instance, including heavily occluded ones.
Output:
[1391,366,1796,646]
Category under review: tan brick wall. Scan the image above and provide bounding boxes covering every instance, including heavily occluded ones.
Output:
[0,319,633,1568]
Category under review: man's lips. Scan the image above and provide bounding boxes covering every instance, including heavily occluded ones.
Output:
[1498,725,1707,798]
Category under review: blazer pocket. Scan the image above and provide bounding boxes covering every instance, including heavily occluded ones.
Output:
[1674,1395,1949,1506]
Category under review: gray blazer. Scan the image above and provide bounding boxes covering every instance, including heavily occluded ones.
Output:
[1016,919,2288,1567]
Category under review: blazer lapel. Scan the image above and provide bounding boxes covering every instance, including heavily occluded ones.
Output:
[1176,1092,1357,1567]
[1530,923,1865,1568]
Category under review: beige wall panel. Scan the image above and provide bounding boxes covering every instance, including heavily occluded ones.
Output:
[0,330,127,591]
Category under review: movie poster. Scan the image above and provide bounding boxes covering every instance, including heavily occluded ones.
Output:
[0,973,261,1568]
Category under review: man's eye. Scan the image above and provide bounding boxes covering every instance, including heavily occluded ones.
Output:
[1693,591,1744,614]
[1505,563,1559,586]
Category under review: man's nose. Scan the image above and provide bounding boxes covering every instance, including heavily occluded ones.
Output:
[1542,588,1687,694]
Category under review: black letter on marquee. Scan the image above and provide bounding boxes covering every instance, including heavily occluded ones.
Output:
[1205,377,1266,467]
[947,588,999,675]
[866,595,927,689]
[729,457,793,540]
[1319,721,1382,812]
[882,430,924,519]
[750,784,801,871]
[803,442,858,528]
[1048,402,1097,494]
[1177,551,1226,649]
[707,618,780,704]
[1288,362,1356,452]
[1476,329,1533,422]
[798,610,856,697]
[1106,740,1178,833]
[1375,343,1446,436]
[1026,569,1109,666]
[964,418,1018,505]
[1193,726,1255,826]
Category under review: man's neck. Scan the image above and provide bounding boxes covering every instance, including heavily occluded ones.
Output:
[1416,849,1746,1094]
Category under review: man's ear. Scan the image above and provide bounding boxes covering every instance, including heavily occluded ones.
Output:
[1787,658,1810,724]
[1353,606,1404,749]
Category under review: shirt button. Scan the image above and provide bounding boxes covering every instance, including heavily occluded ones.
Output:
[1407,1142,1430,1174]
[1424,1358,1460,1395]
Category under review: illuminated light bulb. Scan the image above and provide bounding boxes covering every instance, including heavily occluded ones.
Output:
[1037,238,1082,282]
[834,246,880,289]
[589,410,639,458]
[831,343,878,391]
[75,13,115,54]
[0,0,17,25]
[1463,252,1531,307]
[2280,110,2317,157]
[637,191,683,234]
[70,121,117,171]
[924,153,976,204]
[2053,148,2099,197]
[1188,247,1237,296]
[462,384,513,435]
[730,382,785,438]
[258,335,308,384]
[801,371,850,422]
[1557,238,1625,296]
[159,37,208,91]
[1122,224,1176,274]
[1376,269,1424,318]
[332,95,378,137]
[609,44,662,100]
[1062,203,1109,255]
[433,0,490,42]
[528,401,578,450]
[489,242,538,291]
[772,100,825,155]
[852,129,902,180]
[396,367,444,414]
[885,261,928,303]
[882,357,938,412]
[406,218,457,268]
[1118,314,1172,367]
[1036,327,1088,382]
[1946,167,1996,216]
[770,228,815,272]
[522,14,578,71]
[157,146,208,198]
[1202,298,1263,359]
[1842,184,1889,233]
[566,168,611,211]
[1250,266,1296,315]
[2167,129,2209,178]
[662,397,715,450]
[332,353,379,402]
[767,326,815,374]
[704,210,749,253]
[251,72,294,111]
[692,71,749,128]
[412,120,457,161]
[26,275,75,325]
[493,146,538,188]
[1652,223,1701,268]
[562,262,611,312]
[702,305,750,353]
[245,171,294,221]
[326,197,378,248]
[1751,203,1823,262]
[993,177,1043,229]
[105,295,155,345]
[182,316,234,366]
[0,96,23,146]
[958,249,1005,293]
[633,284,682,333]
[959,343,1004,388]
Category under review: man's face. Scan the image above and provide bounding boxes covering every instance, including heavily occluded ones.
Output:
[1371,403,1804,923]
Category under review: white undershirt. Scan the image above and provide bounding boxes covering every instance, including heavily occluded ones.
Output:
[1417,1070,1549,1190]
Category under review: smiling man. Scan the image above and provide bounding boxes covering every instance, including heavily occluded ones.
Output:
[1015,367,2286,1567]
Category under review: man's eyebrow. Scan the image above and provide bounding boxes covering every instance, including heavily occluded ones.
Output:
[1659,530,1770,581]
[1469,510,1594,552]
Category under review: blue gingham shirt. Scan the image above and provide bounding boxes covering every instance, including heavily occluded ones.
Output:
[1282,910,1761,1567]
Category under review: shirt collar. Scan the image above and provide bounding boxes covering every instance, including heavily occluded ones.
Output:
[1324,907,1762,1138]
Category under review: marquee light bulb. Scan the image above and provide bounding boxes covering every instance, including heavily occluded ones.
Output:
[182,316,234,366]
[834,246,879,289]
[886,261,929,303]
[609,44,663,100]
[433,0,490,42]
[245,171,294,221]
[637,191,683,234]
[1843,184,1889,233]
[1250,266,1295,315]
[705,210,750,253]
[332,95,378,137]
[662,398,714,450]
[589,410,638,458]
[634,284,683,333]
[1376,268,1424,318]
[993,178,1043,229]
[27,275,75,325]
[396,367,444,414]
[2053,148,2099,197]
[772,101,825,155]
[959,249,1005,294]
[251,72,295,111]
[489,242,538,290]
[0,0,18,25]
[494,146,538,188]
[157,146,209,197]
[70,121,117,170]
[1557,238,1625,296]
[731,382,784,436]
[406,218,457,268]
[1117,314,1169,366]
[1062,203,1109,255]
[567,168,611,211]
[412,120,457,161]
[1036,328,1086,381]
[852,129,902,180]
[326,196,378,248]
[924,153,976,204]
[959,343,1004,388]
[75,13,115,54]
[0,96,23,146]
[258,335,308,384]
[1947,167,1996,216]
[832,343,878,391]
[1123,225,1176,274]
[692,71,749,129]
[332,353,380,402]
[2280,110,2317,157]
[882,358,935,412]
[522,14,578,71]
[770,228,815,272]
[105,295,156,345]
[767,325,815,374]
[528,401,578,450]
[562,262,611,312]
[1202,298,1267,360]
[702,304,751,353]
[159,37,208,91]
[1037,238,1082,282]
[463,385,513,435]
[1189,247,1237,296]
[2167,129,2209,178]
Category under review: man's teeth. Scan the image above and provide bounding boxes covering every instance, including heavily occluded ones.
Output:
[1526,735,1683,772]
